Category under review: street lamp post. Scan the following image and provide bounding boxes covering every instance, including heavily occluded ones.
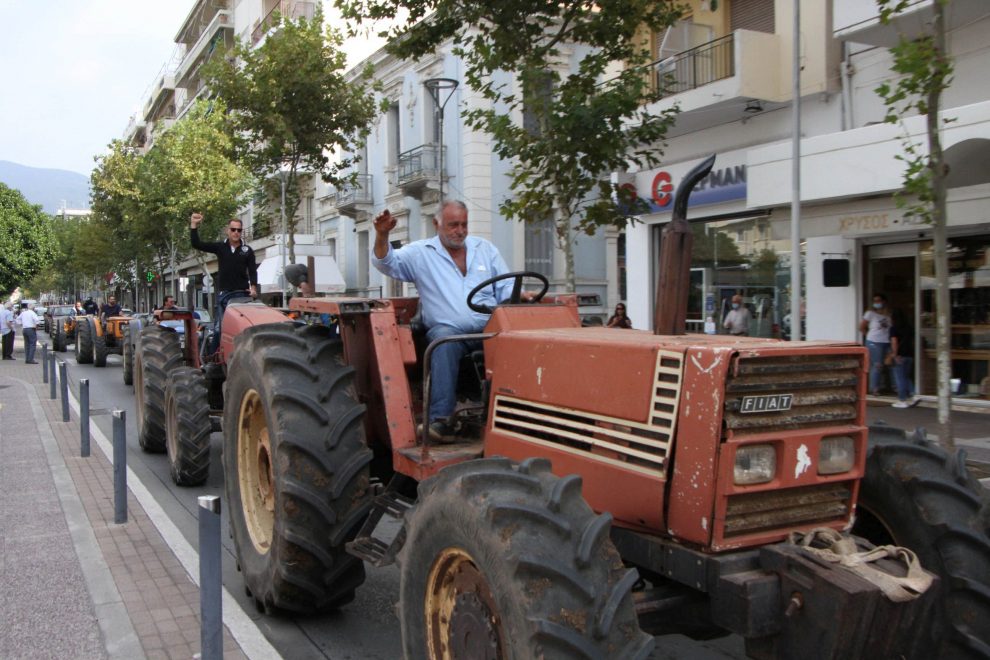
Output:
[424,78,459,205]
[280,168,288,304]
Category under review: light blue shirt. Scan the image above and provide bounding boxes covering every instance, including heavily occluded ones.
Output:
[0,307,13,335]
[372,234,513,332]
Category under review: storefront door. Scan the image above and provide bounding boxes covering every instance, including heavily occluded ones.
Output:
[865,245,917,396]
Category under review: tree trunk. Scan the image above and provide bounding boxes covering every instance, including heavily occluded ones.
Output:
[929,1,953,450]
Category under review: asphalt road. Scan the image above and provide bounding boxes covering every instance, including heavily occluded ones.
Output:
[53,338,747,659]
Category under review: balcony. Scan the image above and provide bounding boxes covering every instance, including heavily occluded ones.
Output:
[144,73,176,122]
[397,144,444,196]
[833,0,985,47]
[125,116,147,149]
[252,1,316,45]
[335,174,373,218]
[642,29,790,134]
[174,9,233,90]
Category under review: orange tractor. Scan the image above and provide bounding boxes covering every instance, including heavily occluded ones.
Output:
[75,312,132,367]
[135,157,990,658]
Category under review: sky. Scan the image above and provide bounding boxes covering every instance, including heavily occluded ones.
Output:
[0,1,386,177]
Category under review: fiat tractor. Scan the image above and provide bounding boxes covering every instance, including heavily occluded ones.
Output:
[136,157,990,659]
[74,312,133,367]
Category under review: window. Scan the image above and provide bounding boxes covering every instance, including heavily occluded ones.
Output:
[357,230,369,290]
[388,104,401,168]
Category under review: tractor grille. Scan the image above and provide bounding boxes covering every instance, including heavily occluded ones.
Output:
[491,350,684,476]
[723,354,861,434]
[724,482,853,537]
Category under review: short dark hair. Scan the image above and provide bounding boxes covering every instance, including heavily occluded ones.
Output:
[228,218,243,227]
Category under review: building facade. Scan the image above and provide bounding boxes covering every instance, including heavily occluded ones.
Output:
[623,0,990,400]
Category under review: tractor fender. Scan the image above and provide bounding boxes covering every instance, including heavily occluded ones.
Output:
[218,303,294,360]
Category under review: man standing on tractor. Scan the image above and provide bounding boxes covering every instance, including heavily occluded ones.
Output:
[189,213,258,321]
[371,200,525,442]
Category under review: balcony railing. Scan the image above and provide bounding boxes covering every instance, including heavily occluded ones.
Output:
[397,144,444,190]
[655,33,734,97]
[336,174,373,208]
[252,1,316,44]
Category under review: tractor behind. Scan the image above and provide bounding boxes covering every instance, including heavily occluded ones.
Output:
[133,158,990,658]
[74,312,132,367]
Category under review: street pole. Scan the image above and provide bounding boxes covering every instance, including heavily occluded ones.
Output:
[280,169,287,304]
[424,78,459,206]
[790,0,802,341]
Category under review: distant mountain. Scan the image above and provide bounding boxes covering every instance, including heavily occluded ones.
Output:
[0,160,91,214]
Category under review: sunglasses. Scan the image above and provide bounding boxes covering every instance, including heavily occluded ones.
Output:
[229,227,243,232]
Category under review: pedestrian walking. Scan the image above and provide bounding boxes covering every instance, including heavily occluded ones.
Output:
[18,302,40,364]
[859,293,891,395]
[889,308,919,408]
[723,294,751,336]
[1,302,15,359]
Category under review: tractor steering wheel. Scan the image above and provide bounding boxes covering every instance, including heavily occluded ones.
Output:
[466,271,549,315]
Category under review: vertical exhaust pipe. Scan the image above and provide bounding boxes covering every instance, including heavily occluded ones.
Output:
[653,155,716,335]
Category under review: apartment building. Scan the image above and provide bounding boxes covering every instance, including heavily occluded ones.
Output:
[622,0,990,400]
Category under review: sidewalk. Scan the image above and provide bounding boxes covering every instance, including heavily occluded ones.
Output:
[0,337,251,660]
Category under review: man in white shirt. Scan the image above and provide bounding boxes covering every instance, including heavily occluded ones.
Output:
[1,303,15,360]
[18,303,41,364]
[723,294,752,337]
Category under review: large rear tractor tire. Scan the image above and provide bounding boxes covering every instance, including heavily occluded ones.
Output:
[94,332,108,367]
[165,367,211,486]
[135,325,182,453]
[122,326,134,386]
[855,423,990,659]
[223,323,372,613]
[398,457,654,660]
[53,324,66,352]
[75,317,94,364]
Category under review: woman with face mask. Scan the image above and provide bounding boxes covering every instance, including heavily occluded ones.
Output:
[858,293,892,395]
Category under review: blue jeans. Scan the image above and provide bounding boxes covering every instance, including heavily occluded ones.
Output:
[426,324,482,423]
[892,356,915,401]
[865,340,890,393]
[22,328,37,362]
[211,290,250,353]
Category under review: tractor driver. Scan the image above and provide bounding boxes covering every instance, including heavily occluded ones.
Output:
[99,296,121,323]
[371,199,531,443]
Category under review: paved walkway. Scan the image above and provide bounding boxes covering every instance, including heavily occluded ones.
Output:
[0,336,254,660]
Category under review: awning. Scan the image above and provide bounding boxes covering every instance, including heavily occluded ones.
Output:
[256,256,346,295]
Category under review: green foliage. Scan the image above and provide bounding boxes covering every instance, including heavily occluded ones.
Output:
[0,183,58,297]
[336,0,682,288]
[874,0,953,223]
[202,5,383,258]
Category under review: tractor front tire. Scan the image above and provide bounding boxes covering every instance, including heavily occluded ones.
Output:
[398,457,654,660]
[122,327,134,386]
[53,324,66,352]
[856,423,990,659]
[223,323,372,613]
[165,367,211,486]
[94,332,108,367]
[135,325,182,453]
[75,317,94,364]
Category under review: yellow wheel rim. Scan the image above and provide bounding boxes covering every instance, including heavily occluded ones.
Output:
[238,388,275,555]
[425,547,504,659]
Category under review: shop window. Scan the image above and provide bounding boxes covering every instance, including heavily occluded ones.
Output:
[919,237,990,399]
[653,213,798,339]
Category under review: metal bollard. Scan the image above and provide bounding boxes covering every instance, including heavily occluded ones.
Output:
[112,410,127,524]
[80,379,90,457]
[49,356,57,400]
[42,344,49,383]
[198,496,223,660]
[58,361,70,422]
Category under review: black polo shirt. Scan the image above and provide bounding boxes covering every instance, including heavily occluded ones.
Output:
[190,228,259,293]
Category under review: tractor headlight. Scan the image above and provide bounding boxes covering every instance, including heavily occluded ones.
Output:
[818,436,855,475]
[734,444,776,485]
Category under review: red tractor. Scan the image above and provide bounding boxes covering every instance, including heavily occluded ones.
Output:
[136,158,990,658]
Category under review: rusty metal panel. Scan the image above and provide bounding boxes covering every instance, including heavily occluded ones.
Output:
[666,346,736,545]
[486,429,665,531]
[485,329,662,422]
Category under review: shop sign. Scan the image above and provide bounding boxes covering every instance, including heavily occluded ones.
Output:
[634,154,748,214]
[835,211,921,234]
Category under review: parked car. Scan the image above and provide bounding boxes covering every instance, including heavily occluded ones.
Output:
[43,304,76,335]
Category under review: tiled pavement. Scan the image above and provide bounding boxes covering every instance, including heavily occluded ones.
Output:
[1,339,253,660]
